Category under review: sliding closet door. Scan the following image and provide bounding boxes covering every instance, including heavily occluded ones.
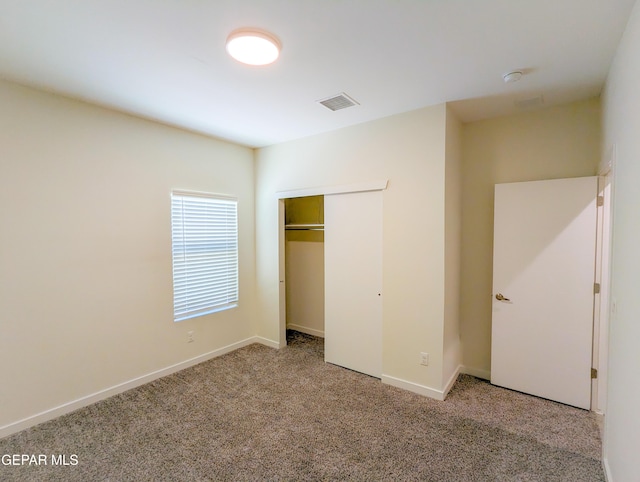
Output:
[324,190,382,378]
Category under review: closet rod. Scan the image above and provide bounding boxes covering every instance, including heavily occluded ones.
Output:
[285,223,324,231]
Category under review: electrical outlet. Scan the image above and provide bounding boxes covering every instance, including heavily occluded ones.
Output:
[187,331,194,343]
[420,352,429,366]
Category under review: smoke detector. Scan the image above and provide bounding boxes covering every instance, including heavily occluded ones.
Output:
[503,70,523,83]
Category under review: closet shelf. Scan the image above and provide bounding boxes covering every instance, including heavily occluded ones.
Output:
[285,223,324,231]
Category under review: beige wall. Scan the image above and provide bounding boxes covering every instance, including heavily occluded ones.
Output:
[443,105,462,385]
[285,237,325,336]
[256,105,452,394]
[0,80,257,431]
[601,0,640,478]
[459,98,601,377]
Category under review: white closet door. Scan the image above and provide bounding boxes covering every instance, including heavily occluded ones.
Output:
[324,190,382,378]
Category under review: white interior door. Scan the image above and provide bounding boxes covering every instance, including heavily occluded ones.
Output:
[324,190,382,378]
[491,177,597,409]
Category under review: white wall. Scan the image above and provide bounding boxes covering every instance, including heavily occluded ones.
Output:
[256,105,451,395]
[0,80,258,434]
[601,0,640,479]
[443,105,462,387]
[459,99,601,378]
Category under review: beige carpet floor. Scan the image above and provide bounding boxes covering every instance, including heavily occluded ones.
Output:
[0,331,604,481]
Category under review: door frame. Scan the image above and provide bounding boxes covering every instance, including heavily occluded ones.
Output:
[592,146,616,413]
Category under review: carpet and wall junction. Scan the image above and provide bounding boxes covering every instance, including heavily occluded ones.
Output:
[0,331,604,481]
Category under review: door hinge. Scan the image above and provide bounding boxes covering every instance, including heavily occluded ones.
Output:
[597,195,604,207]
[594,282,601,294]
[591,368,598,379]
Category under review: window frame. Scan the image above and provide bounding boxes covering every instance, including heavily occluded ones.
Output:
[170,190,239,322]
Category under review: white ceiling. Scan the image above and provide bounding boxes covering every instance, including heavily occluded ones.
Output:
[0,0,635,148]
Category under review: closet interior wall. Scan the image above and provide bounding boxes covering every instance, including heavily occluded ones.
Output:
[284,196,325,338]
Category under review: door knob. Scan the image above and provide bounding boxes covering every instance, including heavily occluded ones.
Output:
[495,293,510,302]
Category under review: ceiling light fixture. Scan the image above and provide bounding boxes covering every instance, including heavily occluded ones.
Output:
[503,70,523,83]
[225,28,281,66]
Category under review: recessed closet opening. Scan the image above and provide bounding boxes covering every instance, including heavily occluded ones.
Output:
[277,180,386,377]
[284,195,325,339]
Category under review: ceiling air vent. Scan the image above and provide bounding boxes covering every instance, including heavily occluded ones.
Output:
[317,92,359,111]
[515,95,544,110]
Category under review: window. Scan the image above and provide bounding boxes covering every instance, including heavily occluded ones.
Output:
[171,191,238,322]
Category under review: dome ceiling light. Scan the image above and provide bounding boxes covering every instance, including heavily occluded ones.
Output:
[225,28,281,66]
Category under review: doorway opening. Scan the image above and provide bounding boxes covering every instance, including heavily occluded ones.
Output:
[283,195,325,340]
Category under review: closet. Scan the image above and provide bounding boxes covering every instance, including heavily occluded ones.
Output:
[284,196,325,338]
[282,187,384,379]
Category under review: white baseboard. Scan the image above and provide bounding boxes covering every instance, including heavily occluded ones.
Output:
[254,336,280,349]
[460,365,491,380]
[0,336,275,439]
[603,457,612,482]
[286,324,324,338]
[382,366,462,402]
[381,374,445,401]
[443,365,461,399]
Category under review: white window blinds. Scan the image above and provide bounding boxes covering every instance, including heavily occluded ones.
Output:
[171,191,238,322]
